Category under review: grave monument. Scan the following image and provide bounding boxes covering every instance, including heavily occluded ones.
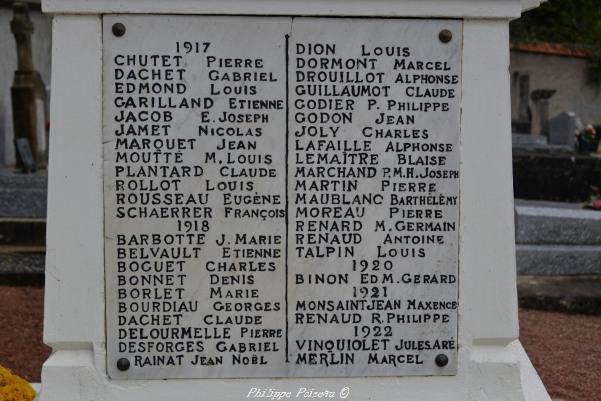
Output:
[40,0,551,400]
[11,2,48,170]
[549,111,580,148]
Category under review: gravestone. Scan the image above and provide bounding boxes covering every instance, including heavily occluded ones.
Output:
[40,0,552,400]
[14,137,36,173]
[549,111,581,148]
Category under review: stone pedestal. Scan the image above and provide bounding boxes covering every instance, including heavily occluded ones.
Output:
[40,0,551,400]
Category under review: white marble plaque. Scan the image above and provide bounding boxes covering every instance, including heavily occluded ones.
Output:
[103,15,462,379]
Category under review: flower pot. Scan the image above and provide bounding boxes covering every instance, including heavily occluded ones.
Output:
[578,137,599,154]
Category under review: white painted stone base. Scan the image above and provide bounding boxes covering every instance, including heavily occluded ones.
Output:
[38,340,550,401]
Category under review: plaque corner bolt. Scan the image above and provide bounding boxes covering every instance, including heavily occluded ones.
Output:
[116,357,130,371]
[439,29,452,43]
[435,353,449,367]
[112,22,126,37]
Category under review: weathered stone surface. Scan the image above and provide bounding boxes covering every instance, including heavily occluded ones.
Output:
[0,171,47,218]
[0,170,47,189]
[515,202,601,245]
[514,200,601,275]
[0,245,45,274]
[516,244,601,275]
[512,133,548,147]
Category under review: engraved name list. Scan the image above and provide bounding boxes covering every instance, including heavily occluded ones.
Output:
[103,16,462,379]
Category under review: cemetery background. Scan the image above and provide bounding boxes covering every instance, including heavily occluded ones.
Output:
[0,0,600,400]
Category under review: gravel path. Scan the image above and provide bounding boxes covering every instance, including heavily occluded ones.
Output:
[519,308,601,401]
[0,285,50,383]
[0,285,600,400]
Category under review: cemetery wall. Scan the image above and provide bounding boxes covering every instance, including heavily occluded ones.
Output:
[510,49,601,127]
[0,6,52,168]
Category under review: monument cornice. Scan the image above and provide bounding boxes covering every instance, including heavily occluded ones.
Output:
[43,0,543,18]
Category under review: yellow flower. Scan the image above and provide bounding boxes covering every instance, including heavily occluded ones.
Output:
[0,365,36,401]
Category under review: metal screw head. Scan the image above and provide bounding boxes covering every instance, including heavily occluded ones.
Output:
[116,358,130,371]
[435,354,449,367]
[112,22,126,37]
[439,29,452,43]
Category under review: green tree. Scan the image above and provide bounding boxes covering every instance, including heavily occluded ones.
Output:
[511,0,601,45]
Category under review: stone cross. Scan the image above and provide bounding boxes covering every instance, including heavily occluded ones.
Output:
[11,2,48,169]
[530,88,556,136]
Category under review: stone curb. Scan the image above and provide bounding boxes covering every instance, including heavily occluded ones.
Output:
[0,188,47,218]
[0,170,48,219]
[518,275,601,315]
[515,204,601,246]
[516,244,601,275]
[0,247,45,275]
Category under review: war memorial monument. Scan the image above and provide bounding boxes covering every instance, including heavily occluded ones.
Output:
[39,0,551,399]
